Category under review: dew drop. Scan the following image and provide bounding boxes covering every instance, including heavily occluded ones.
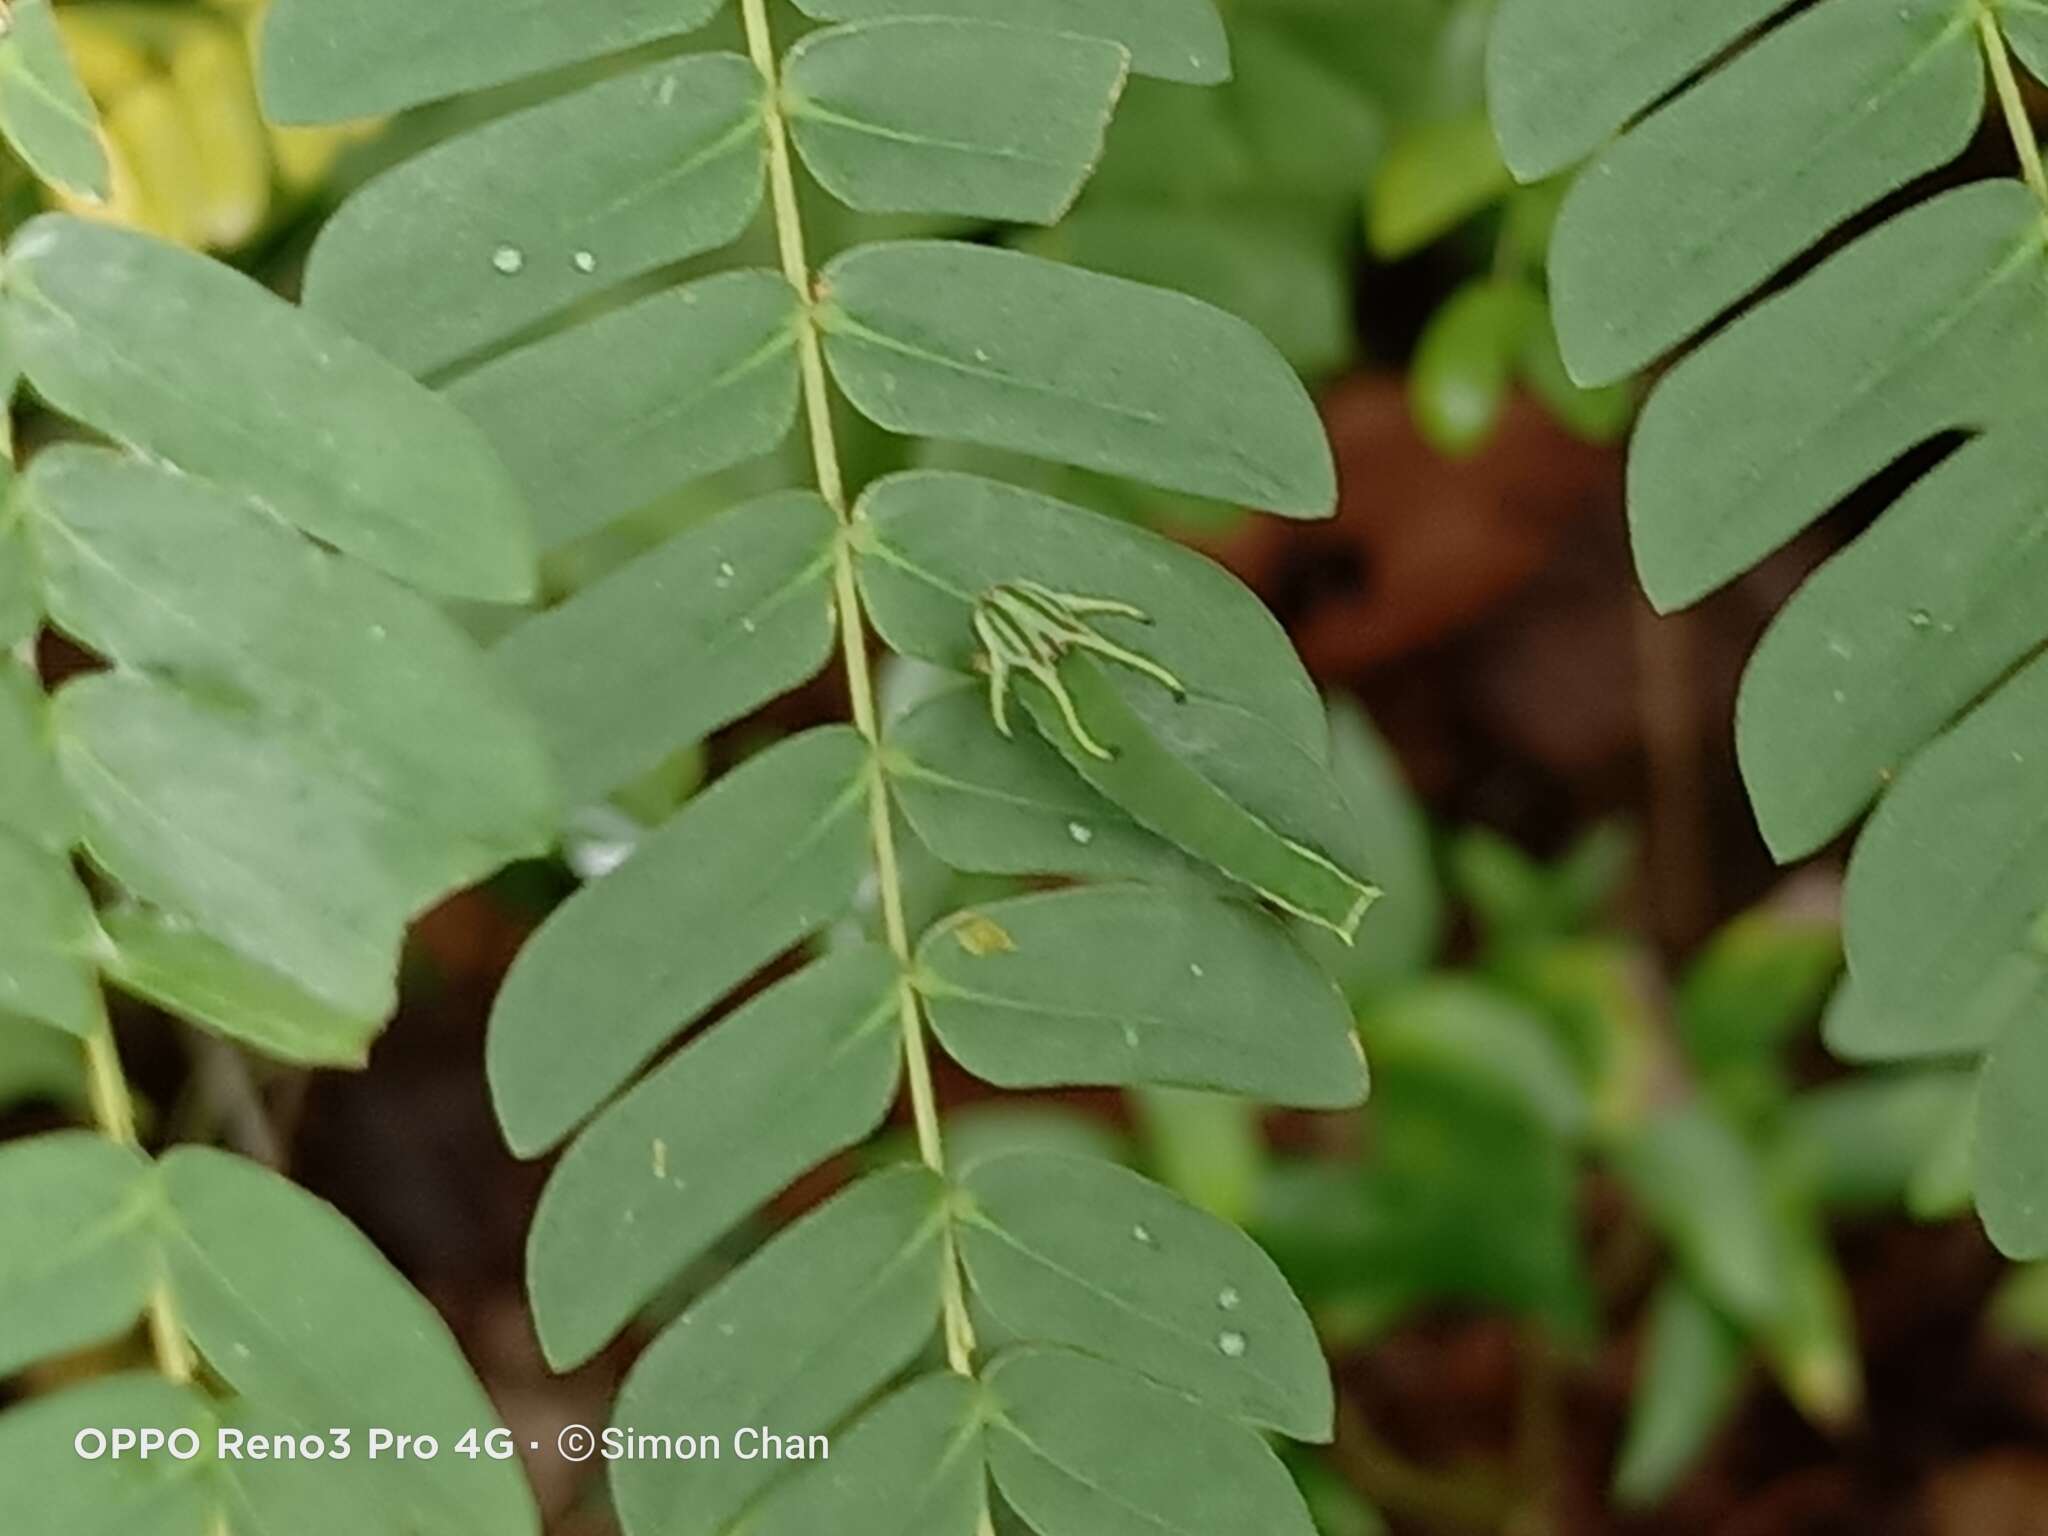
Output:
[573,250,598,274]
[1189,963,1204,979]
[1067,820,1094,845]
[1132,1224,1155,1246]
[715,560,736,589]
[1217,1330,1247,1358]
[657,75,679,106]
[1121,1023,1140,1049]
[491,244,525,275]
[1217,1286,1241,1311]
[1908,608,1934,630]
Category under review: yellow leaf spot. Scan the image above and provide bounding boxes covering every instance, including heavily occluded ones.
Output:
[953,915,1016,958]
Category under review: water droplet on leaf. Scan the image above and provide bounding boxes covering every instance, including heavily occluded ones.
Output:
[491,245,525,275]
[1217,1330,1246,1357]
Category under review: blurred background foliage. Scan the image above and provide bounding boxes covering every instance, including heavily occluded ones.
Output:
[8,1,2048,1533]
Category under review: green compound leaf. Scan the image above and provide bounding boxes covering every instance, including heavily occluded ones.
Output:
[820,245,1336,517]
[98,905,384,1069]
[495,491,838,805]
[529,944,902,1369]
[0,0,109,199]
[1630,183,2048,615]
[1488,0,1786,180]
[1547,0,1985,386]
[612,1167,949,1536]
[1612,1275,1747,1509]
[489,726,872,1157]
[918,885,1366,1109]
[50,675,407,1020]
[1980,1013,2048,1259]
[959,1152,1331,1440]
[1839,653,2048,1060]
[3,217,538,603]
[26,447,555,874]
[0,1132,152,1377]
[743,1372,988,1536]
[985,1347,1316,1536]
[856,471,1373,932]
[786,20,1128,225]
[0,828,100,1037]
[28,447,554,1021]
[887,687,1204,886]
[448,269,802,551]
[1739,425,2048,860]
[303,54,766,377]
[157,1148,540,1536]
[0,1142,539,1536]
[260,0,729,121]
[0,658,71,852]
[1505,0,2048,1265]
[2010,4,2048,83]
[789,0,1230,84]
[0,1375,221,1535]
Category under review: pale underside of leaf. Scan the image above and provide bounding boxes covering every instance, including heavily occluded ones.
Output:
[25,445,556,866]
[3,216,539,603]
[0,0,111,199]
[98,905,383,1068]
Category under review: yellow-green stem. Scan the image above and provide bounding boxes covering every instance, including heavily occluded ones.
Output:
[83,1014,196,1384]
[738,0,977,1377]
[1980,3,2048,208]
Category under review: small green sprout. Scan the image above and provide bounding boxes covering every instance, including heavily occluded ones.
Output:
[971,579,1186,759]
